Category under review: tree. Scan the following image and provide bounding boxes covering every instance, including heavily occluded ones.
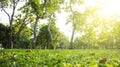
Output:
[44,0,64,48]
[112,22,120,49]
[0,0,20,49]
[65,0,86,49]
[47,16,54,49]
[35,0,64,49]
[36,23,61,49]
[21,0,64,49]
[59,34,70,49]
[12,23,32,48]
[74,37,88,49]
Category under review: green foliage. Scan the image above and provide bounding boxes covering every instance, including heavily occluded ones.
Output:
[70,0,120,49]
[28,0,43,17]
[12,23,32,48]
[36,23,62,49]
[0,49,120,67]
[58,34,70,49]
[1,0,120,49]
[21,0,64,18]
[45,0,64,13]
[12,23,32,40]
[0,23,10,48]
[0,0,8,8]
[0,0,21,8]
[67,11,86,30]
[74,37,88,49]
[74,16,120,49]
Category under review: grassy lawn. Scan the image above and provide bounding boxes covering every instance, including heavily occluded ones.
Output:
[0,49,120,67]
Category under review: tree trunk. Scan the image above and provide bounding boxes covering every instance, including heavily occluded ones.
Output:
[9,0,16,49]
[69,0,76,49]
[69,27,75,49]
[48,22,54,49]
[32,16,39,49]
[2,0,18,49]
[9,25,13,49]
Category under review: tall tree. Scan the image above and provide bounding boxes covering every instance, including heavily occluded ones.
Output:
[0,0,20,48]
[41,0,64,49]
[66,0,85,49]
[28,0,42,49]
[22,0,64,49]
[36,23,61,49]
[47,15,54,49]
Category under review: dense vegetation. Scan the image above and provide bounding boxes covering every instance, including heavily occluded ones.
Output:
[0,49,120,67]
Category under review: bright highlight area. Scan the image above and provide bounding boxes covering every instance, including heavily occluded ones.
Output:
[97,0,120,17]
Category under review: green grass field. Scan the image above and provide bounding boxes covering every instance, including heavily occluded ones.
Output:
[0,49,120,67]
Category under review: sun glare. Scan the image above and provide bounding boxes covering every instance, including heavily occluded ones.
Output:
[83,0,120,18]
[97,0,120,17]
[85,0,97,8]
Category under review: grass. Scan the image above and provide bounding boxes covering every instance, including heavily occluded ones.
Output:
[0,49,120,67]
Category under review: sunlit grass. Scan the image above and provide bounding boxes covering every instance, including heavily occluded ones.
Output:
[0,49,120,67]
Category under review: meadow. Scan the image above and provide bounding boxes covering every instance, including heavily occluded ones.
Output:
[0,49,120,67]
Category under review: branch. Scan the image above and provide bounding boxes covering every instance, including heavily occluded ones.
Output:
[42,0,47,11]
[69,0,73,13]
[42,0,47,18]
[69,0,76,29]
[15,15,28,36]
[2,8,11,22]
[10,0,20,25]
